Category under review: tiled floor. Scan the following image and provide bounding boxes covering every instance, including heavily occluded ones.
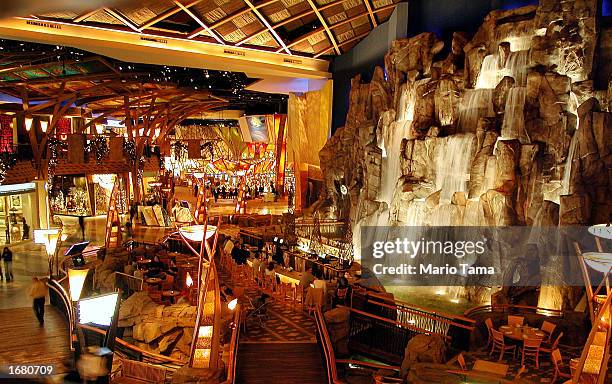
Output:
[0,241,50,309]
[218,266,316,343]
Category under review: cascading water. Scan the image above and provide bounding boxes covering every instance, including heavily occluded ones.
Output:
[456,89,495,132]
[562,130,578,195]
[475,50,530,89]
[475,55,500,89]
[434,134,476,203]
[404,199,426,226]
[501,87,527,142]
[397,79,430,122]
[379,121,412,205]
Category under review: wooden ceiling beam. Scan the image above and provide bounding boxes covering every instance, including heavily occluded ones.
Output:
[103,8,140,33]
[73,9,103,23]
[243,0,290,54]
[138,0,205,31]
[174,0,225,45]
[363,0,378,28]
[304,0,340,55]
[188,0,278,39]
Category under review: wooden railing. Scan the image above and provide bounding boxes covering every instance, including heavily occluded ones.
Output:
[356,291,476,350]
[79,323,185,368]
[224,307,242,384]
[314,308,343,384]
[572,292,611,384]
[294,219,345,239]
[346,306,450,365]
[314,308,402,384]
[464,303,565,318]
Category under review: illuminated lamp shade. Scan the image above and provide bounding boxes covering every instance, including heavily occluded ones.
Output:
[78,292,119,326]
[68,268,89,301]
[24,117,33,132]
[40,120,48,133]
[33,228,60,244]
[186,272,193,287]
[228,298,238,311]
[179,225,217,242]
[582,252,612,274]
[95,124,104,135]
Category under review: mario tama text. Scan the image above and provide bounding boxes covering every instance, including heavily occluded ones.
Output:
[372,262,496,276]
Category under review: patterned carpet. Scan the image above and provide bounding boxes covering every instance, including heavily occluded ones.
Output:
[219,267,316,343]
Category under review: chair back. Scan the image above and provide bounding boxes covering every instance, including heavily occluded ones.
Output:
[550,331,563,349]
[485,317,494,330]
[523,337,542,350]
[336,287,348,300]
[305,287,324,308]
[551,348,563,368]
[457,352,467,371]
[508,315,524,326]
[491,328,505,344]
[540,320,556,342]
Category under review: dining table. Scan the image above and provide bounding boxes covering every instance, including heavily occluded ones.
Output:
[162,290,182,304]
[499,324,546,341]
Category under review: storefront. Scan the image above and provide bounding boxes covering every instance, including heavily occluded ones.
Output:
[0,182,39,244]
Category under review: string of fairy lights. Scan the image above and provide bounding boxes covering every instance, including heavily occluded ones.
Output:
[0,39,287,113]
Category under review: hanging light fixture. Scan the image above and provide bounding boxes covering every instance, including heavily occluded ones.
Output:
[40,120,48,133]
[95,124,105,135]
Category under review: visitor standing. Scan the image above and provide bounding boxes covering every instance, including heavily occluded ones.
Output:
[22,218,30,240]
[2,246,13,281]
[28,277,48,325]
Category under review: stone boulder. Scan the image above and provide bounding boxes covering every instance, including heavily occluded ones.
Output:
[400,334,447,376]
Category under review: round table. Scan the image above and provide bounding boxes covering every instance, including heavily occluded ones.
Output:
[162,290,181,304]
[137,259,151,269]
[146,277,163,288]
[499,325,546,341]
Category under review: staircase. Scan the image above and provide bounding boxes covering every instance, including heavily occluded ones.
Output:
[236,342,326,384]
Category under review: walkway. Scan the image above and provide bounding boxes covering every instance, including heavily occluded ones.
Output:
[236,342,326,384]
[219,265,325,383]
[0,306,71,375]
[0,241,49,309]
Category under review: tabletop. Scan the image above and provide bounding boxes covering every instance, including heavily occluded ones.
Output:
[162,290,181,297]
[146,277,162,284]
[499,325,546,341]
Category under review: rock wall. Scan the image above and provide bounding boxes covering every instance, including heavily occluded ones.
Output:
[319,0,610,307]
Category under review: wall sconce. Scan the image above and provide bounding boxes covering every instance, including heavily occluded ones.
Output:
[96,124,105,135]
[68,268,89,302]
[40,120,48,133]
[25,117,33,132]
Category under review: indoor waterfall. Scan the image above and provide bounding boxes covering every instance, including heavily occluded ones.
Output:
[475,50,530,89]
[501,86,527,142]
[434,134,476,203]
[456,89,495,132]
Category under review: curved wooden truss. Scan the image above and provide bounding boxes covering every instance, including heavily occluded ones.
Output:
[33,0,404,58]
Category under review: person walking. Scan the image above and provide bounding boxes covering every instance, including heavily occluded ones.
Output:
[28,277,48,325]
[1,246,13,281]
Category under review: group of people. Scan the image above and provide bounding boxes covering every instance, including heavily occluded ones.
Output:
[212,186,240,202]
[224,236,351,308]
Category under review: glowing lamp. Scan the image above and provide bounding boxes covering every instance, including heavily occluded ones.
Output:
[25,117,33,132]
[228,298,238,311]
[95,124,104,135]
[582,252,612,274]
[68,268,89,301]
[40,120,48,133]
[179,225,217,242]
[186,272,193,287]
[588,224,612,240]
[78,292,119,326]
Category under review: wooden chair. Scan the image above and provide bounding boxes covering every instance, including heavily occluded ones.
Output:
[305,287,324,316]
[551,349,571,383]
[507,315,524,327]
[513,365,526,382]
[520,337,542,368]
[540,332,563,359]
[457,352,467,371]
[113,359,166,383]
[540,320,557,343]
[490,329,517,361]
[485,317,494,348]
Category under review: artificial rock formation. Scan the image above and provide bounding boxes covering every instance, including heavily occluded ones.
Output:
[318,0,611,308]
